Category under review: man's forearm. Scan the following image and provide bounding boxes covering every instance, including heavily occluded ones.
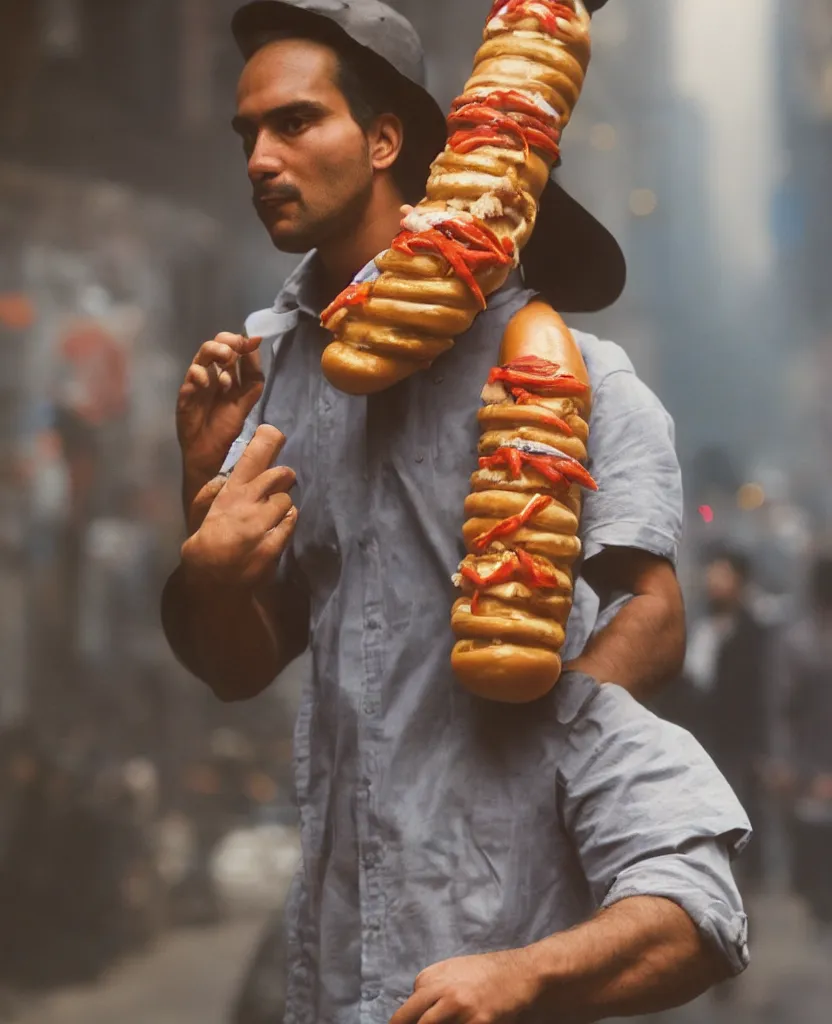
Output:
[161,565,295,702]
[527,897,726,1022]
[565,592,685,701]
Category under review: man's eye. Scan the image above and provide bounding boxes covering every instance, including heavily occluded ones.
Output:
[282,117,309,137]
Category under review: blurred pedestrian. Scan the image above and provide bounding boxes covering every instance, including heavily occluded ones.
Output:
[778,554,832,927]
[684,547,771,887]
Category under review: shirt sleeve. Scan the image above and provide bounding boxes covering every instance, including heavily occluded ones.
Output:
[582,368,683,568]
[559,674,751,975]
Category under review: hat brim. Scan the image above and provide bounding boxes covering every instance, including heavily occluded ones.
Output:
[233,1,625,313]
[523,179,626,313]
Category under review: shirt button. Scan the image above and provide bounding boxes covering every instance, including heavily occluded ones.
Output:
[362,987,379,1003]
[367,916,381,931]
[415,453,424,464]
[367,618,381,631]
[363,698,378,715]
[363,846,381,868]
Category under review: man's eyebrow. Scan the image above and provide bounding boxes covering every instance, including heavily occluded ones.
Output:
[231,101,329,134]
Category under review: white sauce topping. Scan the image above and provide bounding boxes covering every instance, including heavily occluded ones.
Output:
[498,439,578,464]
[402,207,463,234]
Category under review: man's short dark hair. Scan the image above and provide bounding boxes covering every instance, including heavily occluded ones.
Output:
[256,29,429,204]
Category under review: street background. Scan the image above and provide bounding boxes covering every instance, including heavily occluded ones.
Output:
[1,1,831,1021]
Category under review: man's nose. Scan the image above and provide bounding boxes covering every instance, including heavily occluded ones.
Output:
[248,132,285,181]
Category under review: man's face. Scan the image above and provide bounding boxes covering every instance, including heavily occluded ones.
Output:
[233,38,375,253]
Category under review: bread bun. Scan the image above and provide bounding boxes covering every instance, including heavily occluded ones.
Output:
[452,300,594,703]
[451,639,562,704]
[320,1,592,395]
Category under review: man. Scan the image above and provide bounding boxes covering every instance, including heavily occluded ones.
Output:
[162,2,750,1022]
[683,547,770,886]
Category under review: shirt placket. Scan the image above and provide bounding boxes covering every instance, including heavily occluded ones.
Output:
[357,443,386,1012]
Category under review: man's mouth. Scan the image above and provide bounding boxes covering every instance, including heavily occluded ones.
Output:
[254,191,300,212]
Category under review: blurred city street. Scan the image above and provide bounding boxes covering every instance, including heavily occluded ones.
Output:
[5,892,832,1024]
[11,915,268,1024]
[1,0,832,1021]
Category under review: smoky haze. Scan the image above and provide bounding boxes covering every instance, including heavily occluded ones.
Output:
[0,1,830,1021]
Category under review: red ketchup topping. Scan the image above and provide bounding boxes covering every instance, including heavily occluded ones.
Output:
[392,217,514,309]
[488,0,577,35]
[461,548,564,593]
[321,282,372,327]
[488,355,588,396]
[447,97,562,162]
[471,493,553,553]
[479,447,598,491]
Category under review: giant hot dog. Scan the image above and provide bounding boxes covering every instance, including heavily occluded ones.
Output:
[320,0,592,395]
[451,302,596,703]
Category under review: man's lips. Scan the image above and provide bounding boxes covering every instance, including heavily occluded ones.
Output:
[254,192,300,211]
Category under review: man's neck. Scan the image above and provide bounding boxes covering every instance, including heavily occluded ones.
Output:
[318,181,404,298]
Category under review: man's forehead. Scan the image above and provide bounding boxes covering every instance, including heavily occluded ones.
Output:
[237,37,340,106]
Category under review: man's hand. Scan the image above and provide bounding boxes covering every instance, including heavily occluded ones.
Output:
[176,332,265,485]
[390,949,539,1024]
[181,425,297,591]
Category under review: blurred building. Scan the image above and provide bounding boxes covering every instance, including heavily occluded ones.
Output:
[776,0,832,525]
[0,0,281,746]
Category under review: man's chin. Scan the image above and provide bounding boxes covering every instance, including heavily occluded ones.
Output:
[269,229,316,255]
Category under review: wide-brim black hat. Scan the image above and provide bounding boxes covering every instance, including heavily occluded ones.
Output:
[232,0,625,313]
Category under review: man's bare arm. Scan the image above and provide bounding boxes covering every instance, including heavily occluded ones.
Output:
[528,896,727,1021]
[565,547,686,700]
[161,565,307,703]
[392,896,728,1024]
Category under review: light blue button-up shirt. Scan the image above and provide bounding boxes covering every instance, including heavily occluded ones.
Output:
[222,254,749,1024]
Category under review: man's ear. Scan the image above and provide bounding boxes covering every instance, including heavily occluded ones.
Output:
[369,113,404,172]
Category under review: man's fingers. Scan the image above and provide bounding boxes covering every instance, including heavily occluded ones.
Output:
[251,465,296,500]
[182,363,212,392]
[259,505,298,560]
[228,425,286,485]
[194,339,241,370]
[239,342,264,391]
[412,1001,453,1024]
[389,989,440,1024]
[216,331,262,352]
[263,492,294,529]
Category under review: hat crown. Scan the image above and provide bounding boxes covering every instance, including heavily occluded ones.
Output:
[241,0,427,88]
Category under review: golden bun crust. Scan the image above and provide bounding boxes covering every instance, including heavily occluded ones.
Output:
[452,299,593,702]
[452,597,566,650]
[320,1,592,395]
[463,489,579,534]
[461,519,582,561]
[451,640,562,704]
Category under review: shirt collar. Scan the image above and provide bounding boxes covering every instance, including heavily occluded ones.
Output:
[274,256,528,320]
[274,251,327,320]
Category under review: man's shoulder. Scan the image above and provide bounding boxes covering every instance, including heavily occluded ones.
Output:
[558,672,709,769]
[567,327,638,387]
